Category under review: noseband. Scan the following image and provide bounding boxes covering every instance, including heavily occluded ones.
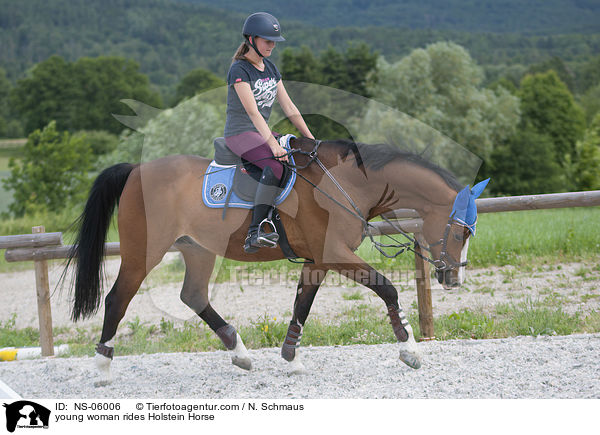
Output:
[427,216,470,272]
[367,214,469,274]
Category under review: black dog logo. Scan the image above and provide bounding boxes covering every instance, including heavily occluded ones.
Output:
[3,401,50,432]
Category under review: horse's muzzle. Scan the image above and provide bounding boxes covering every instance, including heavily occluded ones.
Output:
[436,269,460,289]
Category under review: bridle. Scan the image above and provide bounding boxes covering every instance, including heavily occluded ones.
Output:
[286,139,471,274]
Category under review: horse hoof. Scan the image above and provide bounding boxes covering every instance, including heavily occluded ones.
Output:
[399,350,422,369]
[232,356,252,371]
[288,358,307,375]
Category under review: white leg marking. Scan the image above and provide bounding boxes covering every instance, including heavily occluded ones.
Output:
[458,238,470,286]
[231,333,252,371]
[398,324,422,369]
[94,339,114,387]
[288,354,307,375]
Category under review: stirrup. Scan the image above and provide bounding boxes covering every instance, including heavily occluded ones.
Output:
[257,216,279,248]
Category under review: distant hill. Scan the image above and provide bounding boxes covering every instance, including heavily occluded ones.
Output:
[180,0,600,35]
[1,0,599,100]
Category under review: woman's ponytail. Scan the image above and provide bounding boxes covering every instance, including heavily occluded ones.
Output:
[232,40,250,63]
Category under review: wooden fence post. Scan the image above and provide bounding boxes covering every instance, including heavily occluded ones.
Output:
[32,226,54,357]
[414,233,434,340]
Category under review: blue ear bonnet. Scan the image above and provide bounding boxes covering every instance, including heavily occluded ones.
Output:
[450,178,490,235]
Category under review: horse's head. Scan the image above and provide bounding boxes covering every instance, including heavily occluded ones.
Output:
[421,179,489,289]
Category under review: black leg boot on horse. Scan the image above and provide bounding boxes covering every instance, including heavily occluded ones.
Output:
[244,166,281,253]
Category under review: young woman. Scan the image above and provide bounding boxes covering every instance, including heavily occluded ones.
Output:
[224,12,314,253]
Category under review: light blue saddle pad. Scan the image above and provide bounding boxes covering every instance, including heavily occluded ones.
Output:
[202,134,296,209]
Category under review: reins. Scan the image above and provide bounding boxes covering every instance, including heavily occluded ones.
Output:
[285,139,469,273]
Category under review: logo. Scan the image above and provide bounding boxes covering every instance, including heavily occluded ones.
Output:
[3,401,50,432]
[252,77,278,108]
[273,24,279,31]
[210,183,227,201]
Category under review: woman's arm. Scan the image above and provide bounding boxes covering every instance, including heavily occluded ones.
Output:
[276,81,315,139]
[234,81,289,162]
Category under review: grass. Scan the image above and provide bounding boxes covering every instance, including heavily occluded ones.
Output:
[2,300,599,359]
[342,290,364,301]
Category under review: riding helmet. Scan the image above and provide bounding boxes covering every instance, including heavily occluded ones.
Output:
[242,12,285,42]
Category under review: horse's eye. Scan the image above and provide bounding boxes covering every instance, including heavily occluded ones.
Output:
[453,232,463,242]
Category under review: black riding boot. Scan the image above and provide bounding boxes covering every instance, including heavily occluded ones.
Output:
[244,166,281,253]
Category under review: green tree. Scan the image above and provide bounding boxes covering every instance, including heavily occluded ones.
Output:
[2,121,93,217]
[573,113,600,190]
[575,54,600,94]
[281,43,378,98]
[0,67,10,136]
[368,42,520,161]
[280,43,378,139]
[518,71,586,166]
[579,83,600,124]
[526,56,575,92]
[70,57,163,133]
[10,55,73,135]
[280,46,322,84]
[172,67,225,106]
[72,130,119,169]
[11,56,162,135]
[489,125,565,195]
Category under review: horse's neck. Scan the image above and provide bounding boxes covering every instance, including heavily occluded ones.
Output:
[298,139,456,218]
[368,161,456,217]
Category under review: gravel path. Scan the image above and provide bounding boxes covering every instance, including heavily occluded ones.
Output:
[1,333,599,399]
[1,255,599,399]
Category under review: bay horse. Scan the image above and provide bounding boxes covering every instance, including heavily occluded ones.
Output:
[65,136,485,386]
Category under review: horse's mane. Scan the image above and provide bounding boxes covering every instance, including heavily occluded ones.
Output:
[327,139,464,192]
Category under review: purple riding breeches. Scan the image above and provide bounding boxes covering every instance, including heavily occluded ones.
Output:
[225,131,283,180]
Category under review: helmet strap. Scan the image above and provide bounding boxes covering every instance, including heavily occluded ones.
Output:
[246,35,264,58]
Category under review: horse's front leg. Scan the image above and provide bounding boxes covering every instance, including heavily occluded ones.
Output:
[282,263,328,373]
[328,255,421,370]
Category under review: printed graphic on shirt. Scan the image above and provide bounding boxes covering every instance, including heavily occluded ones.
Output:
[253,77,278,108]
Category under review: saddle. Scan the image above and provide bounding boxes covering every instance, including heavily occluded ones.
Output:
[202,134,300,260]
[211,135,295,202]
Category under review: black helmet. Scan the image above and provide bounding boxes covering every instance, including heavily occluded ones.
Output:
[243,12,285,42]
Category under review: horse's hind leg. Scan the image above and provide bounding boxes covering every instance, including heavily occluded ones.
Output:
[282,263,329,374]
[176,238,252,371]
[94,239,176,386]
[95,182,178,386]
[94,260,149,386]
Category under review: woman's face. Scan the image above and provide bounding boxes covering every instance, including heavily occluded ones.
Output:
[252,36,276,57]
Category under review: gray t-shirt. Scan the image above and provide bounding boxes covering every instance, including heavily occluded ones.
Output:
[224,58,281,137]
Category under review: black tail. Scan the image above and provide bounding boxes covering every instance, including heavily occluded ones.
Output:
[67,163,137,322]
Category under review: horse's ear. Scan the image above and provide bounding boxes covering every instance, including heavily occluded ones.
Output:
[470,178,490,199]
[451,186,470,220]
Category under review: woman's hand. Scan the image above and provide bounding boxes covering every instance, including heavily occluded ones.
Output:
[270,142,289,163]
